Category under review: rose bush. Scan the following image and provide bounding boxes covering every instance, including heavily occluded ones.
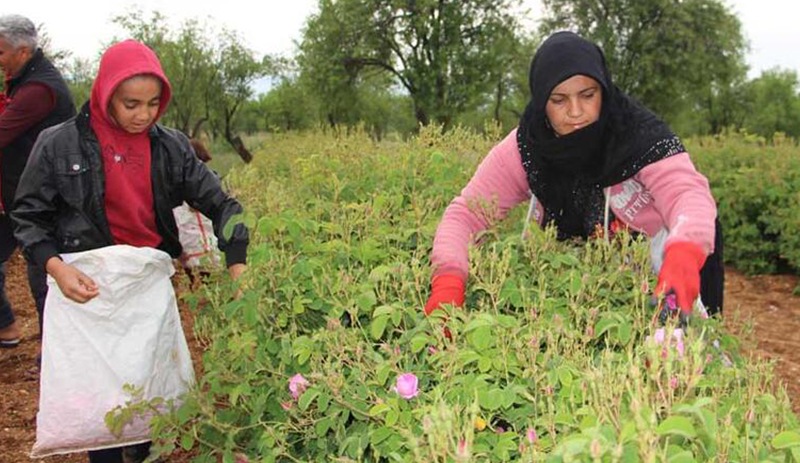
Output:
[129,127,799,462]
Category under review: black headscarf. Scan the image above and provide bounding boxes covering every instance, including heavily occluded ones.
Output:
[517,31,685,239]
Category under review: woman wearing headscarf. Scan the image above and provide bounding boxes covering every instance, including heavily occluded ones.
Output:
[12,39,249,463]
[424,31,723,319]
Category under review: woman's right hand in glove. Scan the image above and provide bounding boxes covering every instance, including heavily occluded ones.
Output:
[424,274,465,315]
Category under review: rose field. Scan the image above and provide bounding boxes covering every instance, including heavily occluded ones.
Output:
[3,126,800,462]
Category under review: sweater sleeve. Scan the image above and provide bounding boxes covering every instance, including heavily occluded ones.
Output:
[634,152,717,254]
[0,83,55,149]
[430,129,531,281]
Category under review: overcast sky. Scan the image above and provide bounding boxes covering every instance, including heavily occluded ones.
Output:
[9,0,800,78]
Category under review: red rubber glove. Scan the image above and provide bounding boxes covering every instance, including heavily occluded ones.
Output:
[424,274,465,316]
[657,242,707,314]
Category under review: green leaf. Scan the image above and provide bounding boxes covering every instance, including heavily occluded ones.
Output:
[391,309,403,326]
[464,314,496,332]
[243,302,260,325]
[616,320,632,345]
[369,403,391,416]
[292,297,306,314]
[180,432,195,451]
[772,431,800,449]
[656,416,697,439]
[556,253,580,267]
[298,387,321,411]
[356,290,377,312]
[619,420,637,442]
[410,334,430,354]
[501,388,517,409]
[370,426,393,446]
[699,408,718,439]
[457,350,481,368]
[372,305,394,318]
[315,416,334,436]
[477,388,504,411]
[557,366,573,387]
[375,363,392,386]
[594,315,620,338]
[317,392,330,413]
[176,398,199,424]
[292,336,314,365]
[469,325,494,350]
[579,414,599,430]
[385,408,399,427]
[368,265,392,282]
[371,315,389,340]
[667,451,696,463]
[478,356,493,373]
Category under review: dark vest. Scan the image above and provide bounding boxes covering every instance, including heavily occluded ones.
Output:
[2,49,76,207]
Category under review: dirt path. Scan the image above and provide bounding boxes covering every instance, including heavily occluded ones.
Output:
[1,252,798,462]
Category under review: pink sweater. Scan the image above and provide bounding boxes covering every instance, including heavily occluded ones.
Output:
[431,129,717,281]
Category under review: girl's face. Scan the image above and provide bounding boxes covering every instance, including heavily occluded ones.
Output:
[545,74,602,137]
[108,75,162,134]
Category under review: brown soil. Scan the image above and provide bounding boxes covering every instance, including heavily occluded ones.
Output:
[1,252,799,462]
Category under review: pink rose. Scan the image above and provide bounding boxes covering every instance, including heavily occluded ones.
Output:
[289,374,309,400]
[526,427,538,444]
[393,373,419,399]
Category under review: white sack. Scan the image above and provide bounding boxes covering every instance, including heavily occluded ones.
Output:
[31,245,195,457]
[173,202,221,269]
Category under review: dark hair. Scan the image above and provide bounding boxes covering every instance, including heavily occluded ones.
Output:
[189,139,212,163]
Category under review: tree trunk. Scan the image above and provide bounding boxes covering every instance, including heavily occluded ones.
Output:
[415,105,429,127]
[225,134,253,163]
[493,80,504,123]
[190,118,207,140]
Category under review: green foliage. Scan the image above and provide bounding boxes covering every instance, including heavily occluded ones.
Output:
[112,9,267,148]
[739,69,800,140]
[124,128,798,461]
[297,0,526,129]
[688,132,800,275]
[62,57,95,108]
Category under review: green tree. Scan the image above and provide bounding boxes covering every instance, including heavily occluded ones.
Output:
[112,10,209,137]
[205,29,266,162]
[113,9,268,162]
[540,0,747,130]
[62,57,95,108]
[299,0,524,129]
[740,68,800,139]
[457,32,540,133]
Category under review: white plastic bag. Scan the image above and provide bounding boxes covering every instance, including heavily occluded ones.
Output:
[173,202,221,269]
[31,245,195,458]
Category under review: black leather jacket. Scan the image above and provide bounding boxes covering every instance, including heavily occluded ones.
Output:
[11,103,248,268]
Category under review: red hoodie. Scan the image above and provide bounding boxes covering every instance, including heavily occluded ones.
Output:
[89,40,172,248]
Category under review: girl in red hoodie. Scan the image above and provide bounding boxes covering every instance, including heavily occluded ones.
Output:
[13,40,249,463]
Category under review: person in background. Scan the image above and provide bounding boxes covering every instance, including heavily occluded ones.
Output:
[424,31,723,320]
[173,138,223,287]
[12,39,248,463]
[0,14,76,347]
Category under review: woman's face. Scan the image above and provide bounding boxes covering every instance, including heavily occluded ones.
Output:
[108,75,162,134]
[0,37,31,79]
[545,74,602,137]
